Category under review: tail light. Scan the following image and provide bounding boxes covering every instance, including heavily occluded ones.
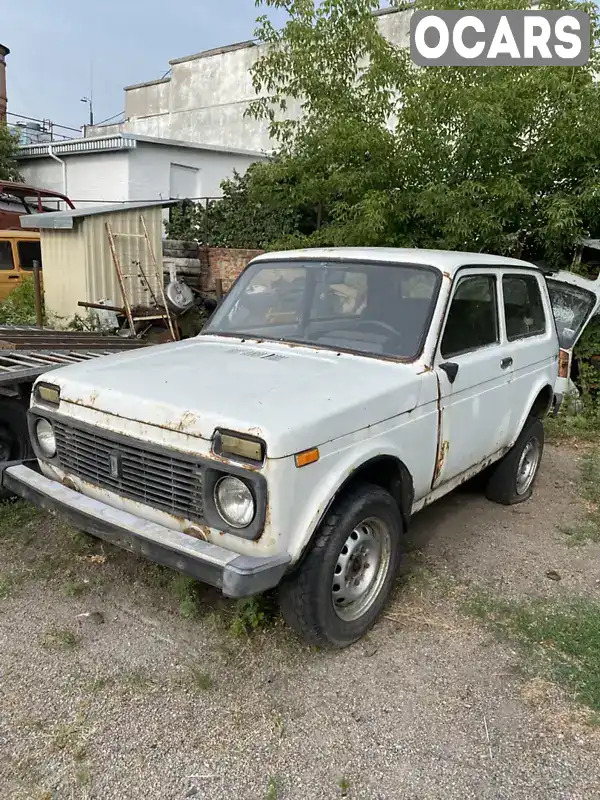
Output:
[558,348,570,379]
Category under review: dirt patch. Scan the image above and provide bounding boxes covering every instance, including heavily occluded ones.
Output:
[1,443,600,799]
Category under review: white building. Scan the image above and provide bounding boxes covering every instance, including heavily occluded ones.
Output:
[87,6,413,153]
[16,133,267,208]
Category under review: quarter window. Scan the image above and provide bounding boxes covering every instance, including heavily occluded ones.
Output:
[502,275,546,341]
[441,275,499,358]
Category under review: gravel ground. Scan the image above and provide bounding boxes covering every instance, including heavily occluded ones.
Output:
[1,443,600,800]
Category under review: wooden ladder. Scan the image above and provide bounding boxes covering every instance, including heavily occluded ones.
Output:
[105,215,178,341]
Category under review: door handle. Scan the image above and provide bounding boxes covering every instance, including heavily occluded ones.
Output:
[501,357,513,369]
[8,275,20,280]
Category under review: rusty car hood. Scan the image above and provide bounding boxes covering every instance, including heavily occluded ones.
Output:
[44,335,422,458]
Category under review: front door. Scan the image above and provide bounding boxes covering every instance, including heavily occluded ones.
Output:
[433,270,516,488]
[0,239,21,301]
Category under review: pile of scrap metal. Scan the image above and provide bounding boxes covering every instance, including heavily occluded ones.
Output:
[78,278,218,343]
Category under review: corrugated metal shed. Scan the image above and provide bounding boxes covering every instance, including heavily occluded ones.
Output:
[24,201,177,320]
[21,199,177,229]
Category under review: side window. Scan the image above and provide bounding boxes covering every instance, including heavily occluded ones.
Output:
[17,240,42,271]
[0,241,14,270]
[441,275,499,358]
[502,275,546,341]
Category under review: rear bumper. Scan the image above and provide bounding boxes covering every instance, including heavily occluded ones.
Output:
[552,392,563,416]
[1,463,290,598]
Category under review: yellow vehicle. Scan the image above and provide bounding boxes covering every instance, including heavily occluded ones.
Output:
[0,230,42,301]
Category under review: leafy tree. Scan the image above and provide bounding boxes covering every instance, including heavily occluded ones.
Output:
[169,0,600,265]
[244,0,600,264]
[165,164,305,247]
[0,124,22,181]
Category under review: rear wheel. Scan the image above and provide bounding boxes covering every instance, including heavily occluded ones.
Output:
[0,397,34,499]
[279,483,403,648]
[485,417,544,505]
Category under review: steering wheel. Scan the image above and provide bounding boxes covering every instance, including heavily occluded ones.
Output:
[354,319,402,338]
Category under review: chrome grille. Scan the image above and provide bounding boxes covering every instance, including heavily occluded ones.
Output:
[53,421,204,521]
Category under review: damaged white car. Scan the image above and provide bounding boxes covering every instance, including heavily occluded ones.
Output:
[3,248,599,647]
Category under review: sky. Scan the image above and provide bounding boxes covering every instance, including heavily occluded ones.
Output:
[2,0,287,134]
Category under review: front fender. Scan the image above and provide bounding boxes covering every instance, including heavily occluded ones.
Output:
[276,401,438,563]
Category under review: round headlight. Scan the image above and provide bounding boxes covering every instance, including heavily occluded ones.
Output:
[214,476,255,528]
[36,418,56,457]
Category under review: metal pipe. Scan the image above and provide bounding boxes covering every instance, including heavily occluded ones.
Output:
[78,301,123,313]
[47,142,67,198]
[32,260,43,328]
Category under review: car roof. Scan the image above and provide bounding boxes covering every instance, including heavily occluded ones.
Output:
[252,247,538,275]
[0,230,40,240]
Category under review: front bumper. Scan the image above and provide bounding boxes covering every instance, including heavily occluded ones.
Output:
[1,463,290,598]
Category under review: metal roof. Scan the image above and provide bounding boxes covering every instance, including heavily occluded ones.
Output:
[253,247,538,275]
[20,199,179,230]
[17,133,266,160]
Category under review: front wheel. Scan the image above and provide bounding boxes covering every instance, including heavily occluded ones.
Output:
[0,397,34,499]
[485,416,544,505]
[279,484,403,648]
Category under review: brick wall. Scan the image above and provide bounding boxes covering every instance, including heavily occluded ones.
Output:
[163,244,263,293]
[199,247,264,292]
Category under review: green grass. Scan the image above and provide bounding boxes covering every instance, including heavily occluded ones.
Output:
[0,500,42,538]
[0,573,17,599]
[467,595,600,712]
[119,668,156,693]
[42,626,80,651]
[560,448,600,546]
[545,391,600,443]
[546,413,600,443]
[229,596,276,637]
[264,776,282,800]
[62,579,90,598]
[171,574,204,619]
[187,665,213,691]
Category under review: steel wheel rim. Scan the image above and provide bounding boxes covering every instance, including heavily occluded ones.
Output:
[331,516,392,622]
[516,436,540,495]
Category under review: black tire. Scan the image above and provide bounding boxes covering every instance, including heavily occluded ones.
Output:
[485,416,544,505]
[279,483,403,648]
[0,397,34,499]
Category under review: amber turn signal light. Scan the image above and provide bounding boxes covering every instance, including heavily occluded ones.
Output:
[295,447,320,468]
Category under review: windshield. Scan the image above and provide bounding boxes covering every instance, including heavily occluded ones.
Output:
[546,278,597,349]
[204,260,441,360]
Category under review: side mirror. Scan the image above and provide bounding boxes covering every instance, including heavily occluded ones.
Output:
[439,362,459,384]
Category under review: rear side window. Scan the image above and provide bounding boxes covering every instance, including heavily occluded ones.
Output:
[441,275,499,358]
[0,241,14,270]
[17,240,42,271]
[502,275,546,341]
